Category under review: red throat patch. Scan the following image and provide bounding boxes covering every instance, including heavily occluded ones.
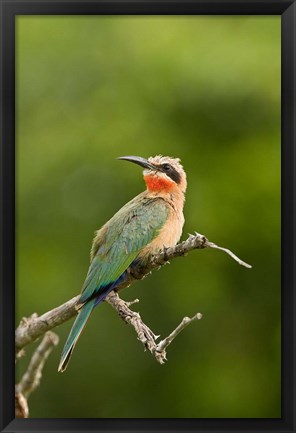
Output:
[144,174,175,192]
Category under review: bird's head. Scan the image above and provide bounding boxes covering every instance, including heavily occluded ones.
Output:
[118,155,187,195]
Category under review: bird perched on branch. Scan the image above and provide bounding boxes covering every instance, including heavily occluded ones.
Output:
[58,155,187,372]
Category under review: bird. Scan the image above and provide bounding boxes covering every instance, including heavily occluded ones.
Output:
[58,155,187,372]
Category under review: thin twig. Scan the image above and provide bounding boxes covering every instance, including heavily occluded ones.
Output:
[204,240,252,268]
[156,313,203,353]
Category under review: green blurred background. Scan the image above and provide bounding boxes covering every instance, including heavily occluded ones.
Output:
[16,16,280,418]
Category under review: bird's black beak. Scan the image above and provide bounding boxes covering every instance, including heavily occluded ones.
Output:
[117,156,156,171]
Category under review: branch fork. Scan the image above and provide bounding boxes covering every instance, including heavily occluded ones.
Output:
[106,292,202,364]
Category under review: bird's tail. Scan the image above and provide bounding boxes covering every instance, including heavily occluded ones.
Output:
[58,298,96,372]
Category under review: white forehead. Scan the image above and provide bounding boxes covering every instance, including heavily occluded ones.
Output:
[148,155,183,170]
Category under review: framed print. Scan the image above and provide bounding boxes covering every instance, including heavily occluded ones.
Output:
[0,1,295,432]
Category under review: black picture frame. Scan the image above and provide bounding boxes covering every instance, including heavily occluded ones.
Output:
[0,0,295,432]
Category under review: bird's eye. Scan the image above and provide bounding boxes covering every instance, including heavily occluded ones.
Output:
[162,163,171,171]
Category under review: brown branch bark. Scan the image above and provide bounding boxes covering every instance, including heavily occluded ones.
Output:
[15,233,251,358]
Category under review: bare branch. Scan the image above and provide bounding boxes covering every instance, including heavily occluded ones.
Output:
[106,292,202,364]
[16,298,79,353]
[204,240,252,268]
[17,331,59,398]
[15,331,59,417]
[15,233,251,354]
[156,313,203,353]
[15,392,29,419]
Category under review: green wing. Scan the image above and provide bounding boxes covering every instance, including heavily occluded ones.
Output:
[78,195,169,305]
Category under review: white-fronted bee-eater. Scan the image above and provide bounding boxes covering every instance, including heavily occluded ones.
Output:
[58,155,187,372]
